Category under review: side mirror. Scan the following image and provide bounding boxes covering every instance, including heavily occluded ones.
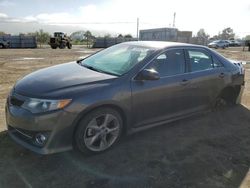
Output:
[135,69,160,81]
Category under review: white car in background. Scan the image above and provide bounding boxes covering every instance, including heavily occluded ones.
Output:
[208,40,228,49]
[229,40,241,46]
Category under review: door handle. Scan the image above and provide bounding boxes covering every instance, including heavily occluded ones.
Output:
[219,73,225,78]
[180,79,189,86]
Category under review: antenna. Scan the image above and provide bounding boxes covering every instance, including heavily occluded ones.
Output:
[137,18,139,41]
[173,12,176,28]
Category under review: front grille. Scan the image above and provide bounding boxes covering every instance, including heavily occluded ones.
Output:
[9,96,24,107]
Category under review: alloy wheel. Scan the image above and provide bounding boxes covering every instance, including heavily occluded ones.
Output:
[83,113,120,151]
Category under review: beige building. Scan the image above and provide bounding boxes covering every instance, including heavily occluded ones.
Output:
[139,28,192,43]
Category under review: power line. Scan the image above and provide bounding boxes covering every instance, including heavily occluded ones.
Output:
[0,20,136,24]
[0,20,169,27]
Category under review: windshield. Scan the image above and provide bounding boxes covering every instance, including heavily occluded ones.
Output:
[80,43,154,76]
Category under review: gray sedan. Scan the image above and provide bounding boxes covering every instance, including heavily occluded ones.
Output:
[6,41,245,155]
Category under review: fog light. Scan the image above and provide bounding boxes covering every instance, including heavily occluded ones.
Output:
[35,133,47,146]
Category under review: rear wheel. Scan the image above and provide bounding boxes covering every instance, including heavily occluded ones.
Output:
[213,97,228,110]
[67,43,72,49]
[213,87,239,110]
[74,107,123,155]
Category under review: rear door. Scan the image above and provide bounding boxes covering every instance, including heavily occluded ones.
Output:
[184,48,227,108]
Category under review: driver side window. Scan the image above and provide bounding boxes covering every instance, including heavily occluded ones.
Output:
[147,49,185,77]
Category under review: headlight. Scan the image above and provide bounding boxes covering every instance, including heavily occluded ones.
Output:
[22,98,72,113]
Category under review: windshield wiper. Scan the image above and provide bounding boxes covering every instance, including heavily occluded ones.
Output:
[82,64,119,76]
[82,64,100,72]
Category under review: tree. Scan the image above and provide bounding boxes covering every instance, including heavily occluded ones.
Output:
[244,35,250,40]
[35,29,50,47]
[196,29,209,45]
[211,35,219,40]
[27,32,36,36]
[218,27,235,40]
[124,34,132,38]
[104,34,111,38]
[117,34,123,38]
[197,29,209,39]
[84,30,93,48]
[70,30,85,41]
[0,31,6,35]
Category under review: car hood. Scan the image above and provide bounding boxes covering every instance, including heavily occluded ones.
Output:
[14,61,117,97]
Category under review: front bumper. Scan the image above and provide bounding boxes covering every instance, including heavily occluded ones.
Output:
[5,97,78,154]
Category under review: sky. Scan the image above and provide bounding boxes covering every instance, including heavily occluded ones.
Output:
[0,0,250,38]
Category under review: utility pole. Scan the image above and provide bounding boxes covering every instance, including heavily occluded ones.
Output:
[137,17,139,41]
[173,12,176,28]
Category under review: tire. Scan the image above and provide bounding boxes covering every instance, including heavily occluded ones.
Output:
[213,88,238,111]
[213,97,228,111]
[51,46,57,49]
[74,107,123,155]
[67,43,72,49]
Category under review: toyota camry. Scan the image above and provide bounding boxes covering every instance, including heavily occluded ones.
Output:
[5,41,245,155]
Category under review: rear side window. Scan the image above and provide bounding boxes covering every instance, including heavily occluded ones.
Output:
[148,49,185,77]
[212,56,224,68]
[187,50,213,72]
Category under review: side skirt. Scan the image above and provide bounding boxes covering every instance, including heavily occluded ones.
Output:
[127,109,210,135]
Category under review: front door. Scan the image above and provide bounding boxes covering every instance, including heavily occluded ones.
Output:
[131,49,194,127]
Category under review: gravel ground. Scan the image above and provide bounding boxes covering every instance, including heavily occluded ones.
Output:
[0,46,250,188]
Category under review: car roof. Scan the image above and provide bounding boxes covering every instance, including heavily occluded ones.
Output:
[122,41,202,49]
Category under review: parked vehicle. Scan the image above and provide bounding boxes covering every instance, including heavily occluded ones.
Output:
[229,40,241,47]
[48,32,72,49]
[0,39,10,48]
[208,40,228,49]
[224,40,231,47]
[6,41,245,155]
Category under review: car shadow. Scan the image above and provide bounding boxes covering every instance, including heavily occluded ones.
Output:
[1,105,250,188]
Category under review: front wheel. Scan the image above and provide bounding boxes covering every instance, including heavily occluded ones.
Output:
[74,107,123,155]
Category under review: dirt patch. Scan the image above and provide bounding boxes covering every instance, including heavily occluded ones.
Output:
[0,46,250,188]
